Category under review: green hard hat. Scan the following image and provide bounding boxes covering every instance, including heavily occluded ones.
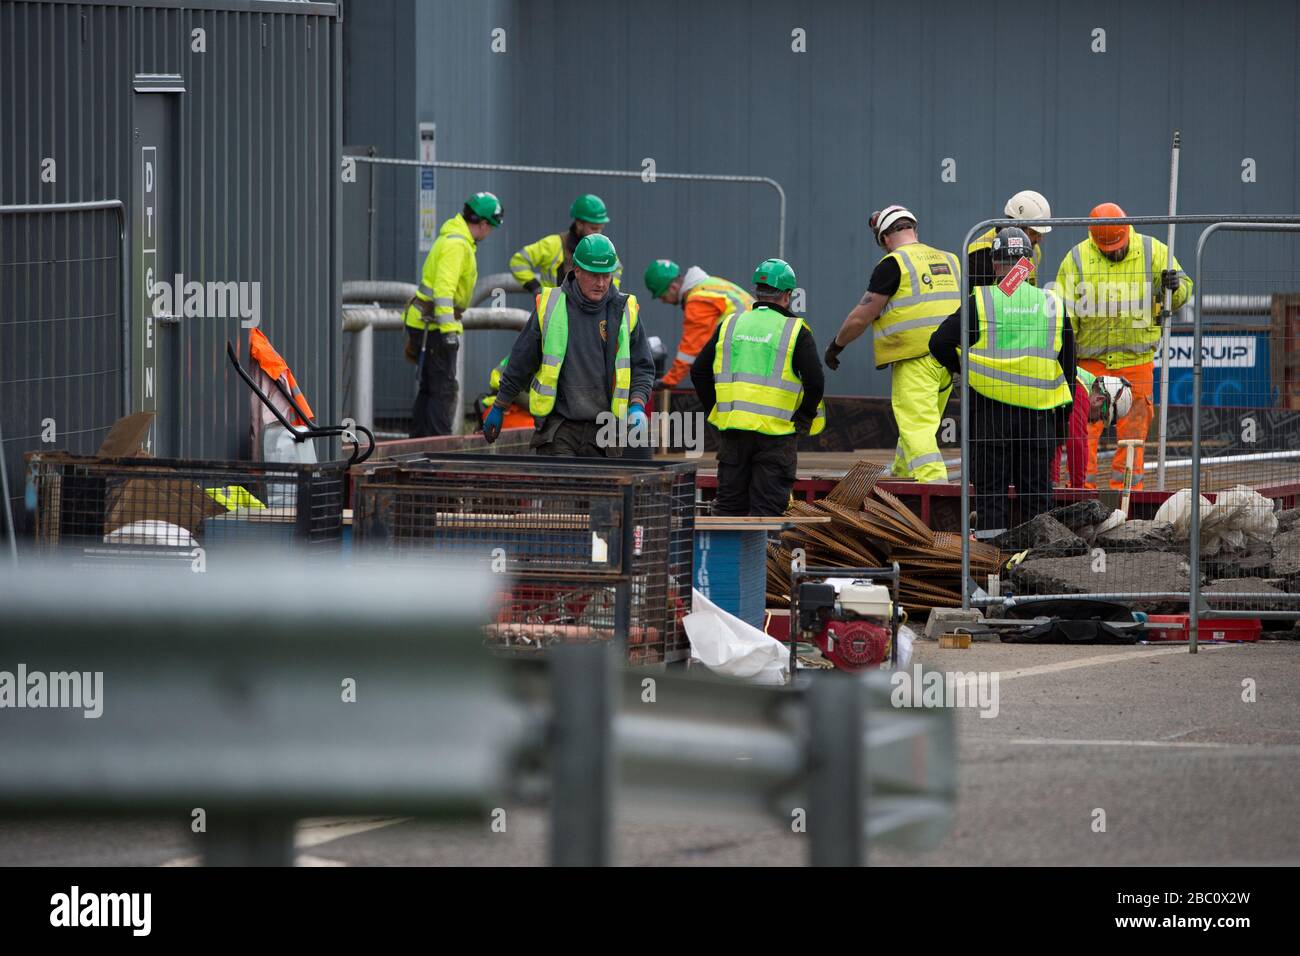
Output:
[643,259,681,298]
[570,193,610,224]
[753,257,797,292]
[573,234,620,273]
[465,191,504,227]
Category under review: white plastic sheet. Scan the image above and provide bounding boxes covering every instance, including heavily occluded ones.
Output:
[1155,485,1277,556]
[684,589,789,685]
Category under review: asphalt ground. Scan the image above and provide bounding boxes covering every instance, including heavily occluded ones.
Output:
[3,638,1297,867]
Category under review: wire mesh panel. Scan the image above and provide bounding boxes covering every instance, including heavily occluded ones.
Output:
[1,205,125,537]
[27,453,345,569]
[352,454,696,663]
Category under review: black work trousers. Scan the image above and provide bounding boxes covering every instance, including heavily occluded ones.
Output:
[531,417,609,458]
[714,429,798,517]
[409,329,459,438]
[970,395,1067,532]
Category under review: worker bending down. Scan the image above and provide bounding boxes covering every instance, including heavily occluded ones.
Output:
[485,234,654,457]
[1052,368,1133,487]
[643,259,753,390]
[929,228,1075,532]
[692,258,826,516]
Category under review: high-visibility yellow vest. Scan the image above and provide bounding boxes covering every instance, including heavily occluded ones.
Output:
[967,227,1042,285]
[509,232,623,289]
[528,287,640,418]
[685,276,752,322]
[1076,366,1096,391]
[1055,229,1190,368]
[404,213,477,334]
[709,306,827,437]
[872,242,963,366]
[968,284,1072,410]
[482,357,509,409]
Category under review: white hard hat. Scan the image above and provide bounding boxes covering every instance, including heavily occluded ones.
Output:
[1097,375,1133,425]
[870,204,917,245]
[1005,189,1052,234]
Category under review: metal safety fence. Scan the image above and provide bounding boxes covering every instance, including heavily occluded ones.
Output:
[0,201,129,553]
[0,559,954,867]
[955,213,1300,647]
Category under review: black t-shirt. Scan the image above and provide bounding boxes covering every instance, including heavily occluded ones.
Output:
[865,255,902,298]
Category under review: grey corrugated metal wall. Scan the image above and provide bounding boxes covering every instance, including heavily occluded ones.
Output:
[345,0,1299,420]
[1,0,341,529]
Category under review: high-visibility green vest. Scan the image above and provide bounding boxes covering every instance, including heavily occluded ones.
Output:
[968,284,1072,410]
[1076,366,1096,391]
[873,242,963,367]
[709,306,827,437]
[968,227,1042,285]
[528,287,641,418]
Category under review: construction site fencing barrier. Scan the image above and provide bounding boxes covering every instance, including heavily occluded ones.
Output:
[956,214,1300,644]
[0,559,954,867]
[0,201,129,550]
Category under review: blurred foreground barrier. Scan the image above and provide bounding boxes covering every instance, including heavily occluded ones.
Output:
[0,560,953,865]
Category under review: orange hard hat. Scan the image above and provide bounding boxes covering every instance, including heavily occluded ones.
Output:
[1089,202,1130,252]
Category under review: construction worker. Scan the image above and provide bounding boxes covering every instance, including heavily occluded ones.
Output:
[478,357,534,431]
[825,205,960,482]
[1052,370,1133,487]
[929,228,1076,531]
[691,258,826,517]
[1054,202,1192,489]
[643,260,754,390]
[509,193,622,292]
[485,234,654,457]
[404,191,503,437]
[967,189,1053,286]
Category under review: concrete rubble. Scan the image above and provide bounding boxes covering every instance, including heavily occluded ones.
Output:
[993,514,1088,559]
[1095,519,1177,553]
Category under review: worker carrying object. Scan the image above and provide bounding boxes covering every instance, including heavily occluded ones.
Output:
[691,258,826,517]
[930,227,1076,532]
[486,234,655,457]
[968,189,1053,286]
[478,356,535,431]
[1053,202,1192,489]
[509,193,623,292]
[826,204,960,483]
[644,259,754,389]
[404,191,503,438]
[1051,369,1133,487]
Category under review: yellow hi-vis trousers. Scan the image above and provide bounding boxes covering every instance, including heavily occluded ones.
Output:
[889,353,953,483]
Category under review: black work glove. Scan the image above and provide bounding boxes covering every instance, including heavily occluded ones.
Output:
[1161,269,1181,293]
[824,340,844,370]
[523,279,542,295]
[793,414,814,437]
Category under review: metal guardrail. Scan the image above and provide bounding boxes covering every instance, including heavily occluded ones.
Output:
[0,558,954,866]
[341,275,531,434]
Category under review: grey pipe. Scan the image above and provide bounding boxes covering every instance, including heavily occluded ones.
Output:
[355,155,788,259]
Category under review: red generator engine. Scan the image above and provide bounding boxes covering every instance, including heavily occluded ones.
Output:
[795,578,895,672]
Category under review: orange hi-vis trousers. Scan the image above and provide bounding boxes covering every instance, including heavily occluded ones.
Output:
[1081,358,1153,490]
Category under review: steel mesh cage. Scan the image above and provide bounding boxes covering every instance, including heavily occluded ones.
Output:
[351,453,696,662]
[26,452,345,567]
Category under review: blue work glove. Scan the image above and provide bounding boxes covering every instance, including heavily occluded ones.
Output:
[628,403,648,429]
[483,404,505,443]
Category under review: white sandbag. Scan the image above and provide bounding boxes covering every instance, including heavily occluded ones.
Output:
[1154,489,1212,540]
[896,624,916,670]
[104,519,196,548]
[685,588,789,685]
